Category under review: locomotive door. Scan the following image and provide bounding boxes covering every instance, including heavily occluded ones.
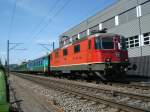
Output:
[87,40,92,63]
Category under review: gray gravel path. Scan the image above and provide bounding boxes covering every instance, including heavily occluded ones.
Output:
[9,74,63,112]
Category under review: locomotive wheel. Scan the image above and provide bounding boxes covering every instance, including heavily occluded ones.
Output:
[86,72,94,82]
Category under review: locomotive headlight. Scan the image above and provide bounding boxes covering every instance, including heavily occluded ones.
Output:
[124,58,129,62]
[105,58,111,62]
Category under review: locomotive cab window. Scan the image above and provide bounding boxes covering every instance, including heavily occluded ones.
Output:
[74,44,80,53]
[102,38,114,49]
[63,49,68,56]
[95,37,101,49]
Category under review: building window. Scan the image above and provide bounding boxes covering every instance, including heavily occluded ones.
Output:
[119,8,136,25]
[74,44,80,53]
[102,17,115,29]
[143,32,150,45]
[79,30,87,38]
[63,49,68,56]
[126,35,139,48]
[141,1,150,16]
[89,25,99,34]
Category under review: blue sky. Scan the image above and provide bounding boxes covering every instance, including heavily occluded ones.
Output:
[0,0,116,64]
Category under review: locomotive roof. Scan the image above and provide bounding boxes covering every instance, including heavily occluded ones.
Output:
[89,33,124,38]
[56,33,125,50]
[72,33,124,45]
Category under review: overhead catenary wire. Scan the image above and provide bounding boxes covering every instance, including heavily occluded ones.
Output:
[30,0,71,41]
[27,0,61,38]
[25,0,71,57]
[8,0,18,40]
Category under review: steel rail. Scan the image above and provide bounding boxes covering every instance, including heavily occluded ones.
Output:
[14,73,150,102]
[111,83,150,90]
[56,80,150,102]
[13,73,150,112]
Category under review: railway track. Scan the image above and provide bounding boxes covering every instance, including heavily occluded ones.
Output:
[109,82,150,90]
[13,73,150,112]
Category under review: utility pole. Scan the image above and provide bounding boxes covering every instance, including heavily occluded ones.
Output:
[0,58,2,65]
[52,42,55,51]
[7,40,26,76]
[38,42,54,75]
[7,40,9,77]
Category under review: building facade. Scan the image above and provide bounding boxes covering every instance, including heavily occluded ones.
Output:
[59,0,150,77]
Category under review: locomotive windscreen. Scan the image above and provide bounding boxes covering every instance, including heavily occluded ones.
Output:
[95,37,114,49]
[102,38,114,49]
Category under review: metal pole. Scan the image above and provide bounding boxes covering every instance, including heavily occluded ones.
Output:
[7,40,9,77]
[52,42,55,51]
[137,0,142,56]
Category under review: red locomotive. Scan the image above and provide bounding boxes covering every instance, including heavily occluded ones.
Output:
[49,30,134,81]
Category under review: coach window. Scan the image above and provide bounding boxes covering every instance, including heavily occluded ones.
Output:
[40,61,41,66]
[74,44,80,53]
[63,49,68,56]
[38,61,40,66]
[40,60,43,66]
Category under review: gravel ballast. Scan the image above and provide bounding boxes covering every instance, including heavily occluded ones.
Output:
[9,74,119,112]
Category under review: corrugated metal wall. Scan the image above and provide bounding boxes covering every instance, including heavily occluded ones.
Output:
[128,55,150,77]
